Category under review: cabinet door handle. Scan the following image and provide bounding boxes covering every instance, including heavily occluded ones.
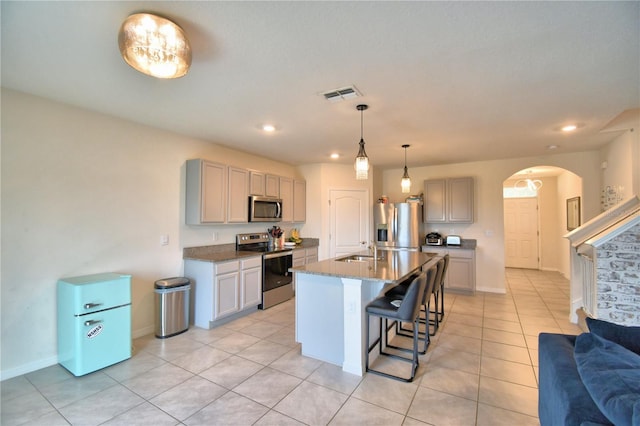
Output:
[84,303,102,310]
[84,319,102,327]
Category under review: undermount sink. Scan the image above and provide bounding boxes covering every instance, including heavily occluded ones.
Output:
[336,254,383,263]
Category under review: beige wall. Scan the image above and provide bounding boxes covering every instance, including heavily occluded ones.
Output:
[0,89,305,378]
[2,88,637,379]
[381,152,601,293]
[601,129,637,202]
[299,163,373,260]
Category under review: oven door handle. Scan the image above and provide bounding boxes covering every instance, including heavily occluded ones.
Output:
[263,251,292,260]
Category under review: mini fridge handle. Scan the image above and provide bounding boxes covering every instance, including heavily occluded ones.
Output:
[84,319,102,327]
[84,303,102,310]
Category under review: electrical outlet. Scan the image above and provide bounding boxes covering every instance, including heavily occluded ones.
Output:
[160,235,169,246]
[212,232,218,241]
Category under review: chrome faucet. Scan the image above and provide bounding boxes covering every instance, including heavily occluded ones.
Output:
[369,241,378,259]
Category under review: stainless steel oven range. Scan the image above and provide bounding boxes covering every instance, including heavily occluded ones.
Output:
[236,233,293,309]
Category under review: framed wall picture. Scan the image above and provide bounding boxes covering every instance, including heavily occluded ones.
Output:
[567,196,581,231]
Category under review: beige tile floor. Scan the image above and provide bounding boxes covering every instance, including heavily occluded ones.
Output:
[1,268,583,425]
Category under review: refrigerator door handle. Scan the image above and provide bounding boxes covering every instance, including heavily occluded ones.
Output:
[84,303,102,310]
[84,319,103,327]
[393,207,398,241]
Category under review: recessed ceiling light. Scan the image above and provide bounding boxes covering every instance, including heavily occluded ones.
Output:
[554,122,585,132]
[547,144,558,150]
[262,124,276,132]
[330,153,340,159]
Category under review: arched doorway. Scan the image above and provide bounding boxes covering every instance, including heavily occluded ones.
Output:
[502,166,582,275]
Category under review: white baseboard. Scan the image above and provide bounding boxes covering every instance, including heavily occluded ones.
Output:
[475,286,506,294]
[1,325,156,382]
[1,355,58,382]
[133,325,155,339]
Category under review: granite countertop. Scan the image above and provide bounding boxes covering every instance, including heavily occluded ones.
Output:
[183,238,319,263]
[291,250,441,284]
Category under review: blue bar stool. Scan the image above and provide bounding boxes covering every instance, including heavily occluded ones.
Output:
[365,272,427,382]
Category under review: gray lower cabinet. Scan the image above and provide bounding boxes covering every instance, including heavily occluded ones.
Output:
[186,256,262,328]
[422,247,475,293]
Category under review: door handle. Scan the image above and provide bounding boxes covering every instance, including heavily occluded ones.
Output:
[84,319,103,327]
[84,303,102,310]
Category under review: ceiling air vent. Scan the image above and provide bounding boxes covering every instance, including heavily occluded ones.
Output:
[322,85,361,103]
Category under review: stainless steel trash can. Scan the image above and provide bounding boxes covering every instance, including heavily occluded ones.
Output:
[154,277,190,338]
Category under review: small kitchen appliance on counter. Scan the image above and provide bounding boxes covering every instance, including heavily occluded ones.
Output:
[446,235,462,246]
[57,273,132,376]
[425,232,444,246]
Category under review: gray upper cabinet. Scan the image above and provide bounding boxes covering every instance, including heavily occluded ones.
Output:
[249,171,265,196]
[186,159,227,224]
[279,177,293,222]
[186,158,304,225]
[265,174,280,198]
[424,177,474,223]
[227,166,249,223]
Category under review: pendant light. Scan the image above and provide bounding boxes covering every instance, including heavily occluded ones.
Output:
[401,144,411,193]
[354,104,370,180]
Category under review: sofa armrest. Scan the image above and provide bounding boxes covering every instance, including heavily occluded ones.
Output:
[538,333,612,426]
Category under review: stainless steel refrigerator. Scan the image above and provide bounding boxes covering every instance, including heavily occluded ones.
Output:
[374,202,422,250]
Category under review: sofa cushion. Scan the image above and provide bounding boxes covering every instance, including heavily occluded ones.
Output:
[574,332,640,426]
[538,333,612,426]
[586,317,640,355]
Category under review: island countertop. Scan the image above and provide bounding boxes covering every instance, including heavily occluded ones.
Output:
[291,250,438,283]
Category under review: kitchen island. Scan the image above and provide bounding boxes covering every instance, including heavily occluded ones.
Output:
[292,250,440,376]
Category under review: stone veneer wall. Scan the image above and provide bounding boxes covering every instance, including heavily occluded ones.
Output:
[596,222,640,326]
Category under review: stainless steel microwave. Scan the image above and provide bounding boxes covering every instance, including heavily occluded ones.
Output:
[249,195,283,222]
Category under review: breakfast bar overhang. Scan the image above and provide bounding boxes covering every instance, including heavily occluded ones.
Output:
[292,250,440,376]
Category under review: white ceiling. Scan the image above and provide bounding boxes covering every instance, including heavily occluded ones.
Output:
[2,1,639,170]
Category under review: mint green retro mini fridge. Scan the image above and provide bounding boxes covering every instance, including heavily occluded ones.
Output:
[57,273,132,376]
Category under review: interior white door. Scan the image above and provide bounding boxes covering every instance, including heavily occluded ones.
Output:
[504,197,539,269]
[329,189,370,258]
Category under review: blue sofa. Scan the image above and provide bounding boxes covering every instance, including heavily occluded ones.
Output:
[538,318,640,426]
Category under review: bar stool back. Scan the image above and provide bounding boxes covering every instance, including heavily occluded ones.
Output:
[387,264,438,354]
[429,258,446,335]
[365,271,427,382]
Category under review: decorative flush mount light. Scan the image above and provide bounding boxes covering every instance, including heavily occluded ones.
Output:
[118,13,192,79]
[514,178,543,192]
[401,144,411,193]
[354,104,370,180]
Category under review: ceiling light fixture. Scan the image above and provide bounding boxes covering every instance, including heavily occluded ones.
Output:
[514,178,543,192]
[401,144,411,193]
[118,13,192,79]
[561,124,577,132]
[262,124,276,132]
[330,153,340,159]
[354,104,370,180]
